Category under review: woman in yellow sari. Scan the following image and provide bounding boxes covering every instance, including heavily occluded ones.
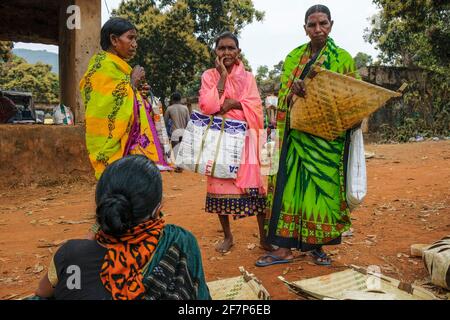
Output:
[81,18,171,180]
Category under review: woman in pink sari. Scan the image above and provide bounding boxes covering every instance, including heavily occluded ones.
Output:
[199,32,270,253]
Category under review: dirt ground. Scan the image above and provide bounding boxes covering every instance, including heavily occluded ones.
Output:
[0,140,449,300]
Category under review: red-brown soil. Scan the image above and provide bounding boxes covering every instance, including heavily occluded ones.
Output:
[0,141,449,299]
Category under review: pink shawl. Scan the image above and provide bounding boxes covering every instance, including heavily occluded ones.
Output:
[199,61,264,189]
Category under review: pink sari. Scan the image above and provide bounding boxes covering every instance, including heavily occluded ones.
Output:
[199,61,266,218]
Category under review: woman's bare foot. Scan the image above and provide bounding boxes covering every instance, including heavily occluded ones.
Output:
[215,237,234,253]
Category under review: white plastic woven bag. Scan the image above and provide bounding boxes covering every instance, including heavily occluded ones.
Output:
[176,111,247,179]
[346,128,367,211]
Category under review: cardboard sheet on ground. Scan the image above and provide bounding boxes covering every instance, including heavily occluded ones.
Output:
[207,267,270,300]
[279,265,438,300]
[290,66,403,141]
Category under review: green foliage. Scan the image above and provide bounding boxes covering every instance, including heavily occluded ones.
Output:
[0,41,59,104]
[255,65,269,84]
[377,73,449,142]
[115,2,210,103]
[365,0,449,72]
[365,1,449,142]
[0,41,13,63]
[158,0,264,47]
[353,52,373,69]
[113,0,263,103]
[255,61,283,94]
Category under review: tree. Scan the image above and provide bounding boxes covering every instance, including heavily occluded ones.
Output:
[255,61,283,94]
[268,60,283,81]
[0,41,59,104]
[158,0,264,47]
[364,1,449,140]
[113,0,264,103]
[0,41,13,63]
[255,65,269,86]
[354,52,373,69]
[364,0,449,72]
[116,2,210,104]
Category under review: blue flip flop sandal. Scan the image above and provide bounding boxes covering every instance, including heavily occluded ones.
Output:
[255,254,293,267]
[310,249,332,266]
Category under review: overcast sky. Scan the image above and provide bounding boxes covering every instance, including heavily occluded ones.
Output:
[14,0,380,71]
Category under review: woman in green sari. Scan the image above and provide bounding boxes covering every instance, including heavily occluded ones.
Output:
[256,5,359,267]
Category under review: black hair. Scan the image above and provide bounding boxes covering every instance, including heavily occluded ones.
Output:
[170,92,182,103]
[100,17,136,51]
[304,4,332,24]
[215,31,239,49]
[95,155,162,236]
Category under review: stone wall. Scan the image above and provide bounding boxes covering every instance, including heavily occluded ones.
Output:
[359,66,431,133]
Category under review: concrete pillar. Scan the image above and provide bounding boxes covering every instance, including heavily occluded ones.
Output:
[59,0,101,123]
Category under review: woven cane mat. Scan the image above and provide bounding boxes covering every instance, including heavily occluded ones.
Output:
[290,66,402,141]
[207,267,270,300]
[279,265,438,300]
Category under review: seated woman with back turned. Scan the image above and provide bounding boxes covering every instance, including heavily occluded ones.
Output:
[35,155,210,300]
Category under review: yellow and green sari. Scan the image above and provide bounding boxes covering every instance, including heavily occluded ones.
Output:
[265,38,359,250]
[80,51,169,179]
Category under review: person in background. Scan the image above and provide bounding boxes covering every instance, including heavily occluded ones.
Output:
[264,93,278,130]
[164,91,190,149]
[164,92,190,172]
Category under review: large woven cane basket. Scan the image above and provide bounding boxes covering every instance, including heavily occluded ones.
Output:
[290,66,402,141]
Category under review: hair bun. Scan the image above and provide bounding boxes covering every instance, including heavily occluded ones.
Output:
[96,194,132,236]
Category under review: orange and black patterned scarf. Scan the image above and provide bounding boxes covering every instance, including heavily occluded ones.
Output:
[96,219,165,300]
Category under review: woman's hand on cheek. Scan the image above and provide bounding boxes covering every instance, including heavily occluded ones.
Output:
[215,56,228,77]
[131,65,145,89]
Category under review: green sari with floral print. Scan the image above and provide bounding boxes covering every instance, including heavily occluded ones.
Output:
[265,37,359,250]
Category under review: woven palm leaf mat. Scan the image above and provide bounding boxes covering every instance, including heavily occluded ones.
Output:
[279,265,439,300]
[290,66,403,141]
[207,267,270,300]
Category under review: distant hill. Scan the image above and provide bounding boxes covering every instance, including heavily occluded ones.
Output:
[12,49,59,74]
